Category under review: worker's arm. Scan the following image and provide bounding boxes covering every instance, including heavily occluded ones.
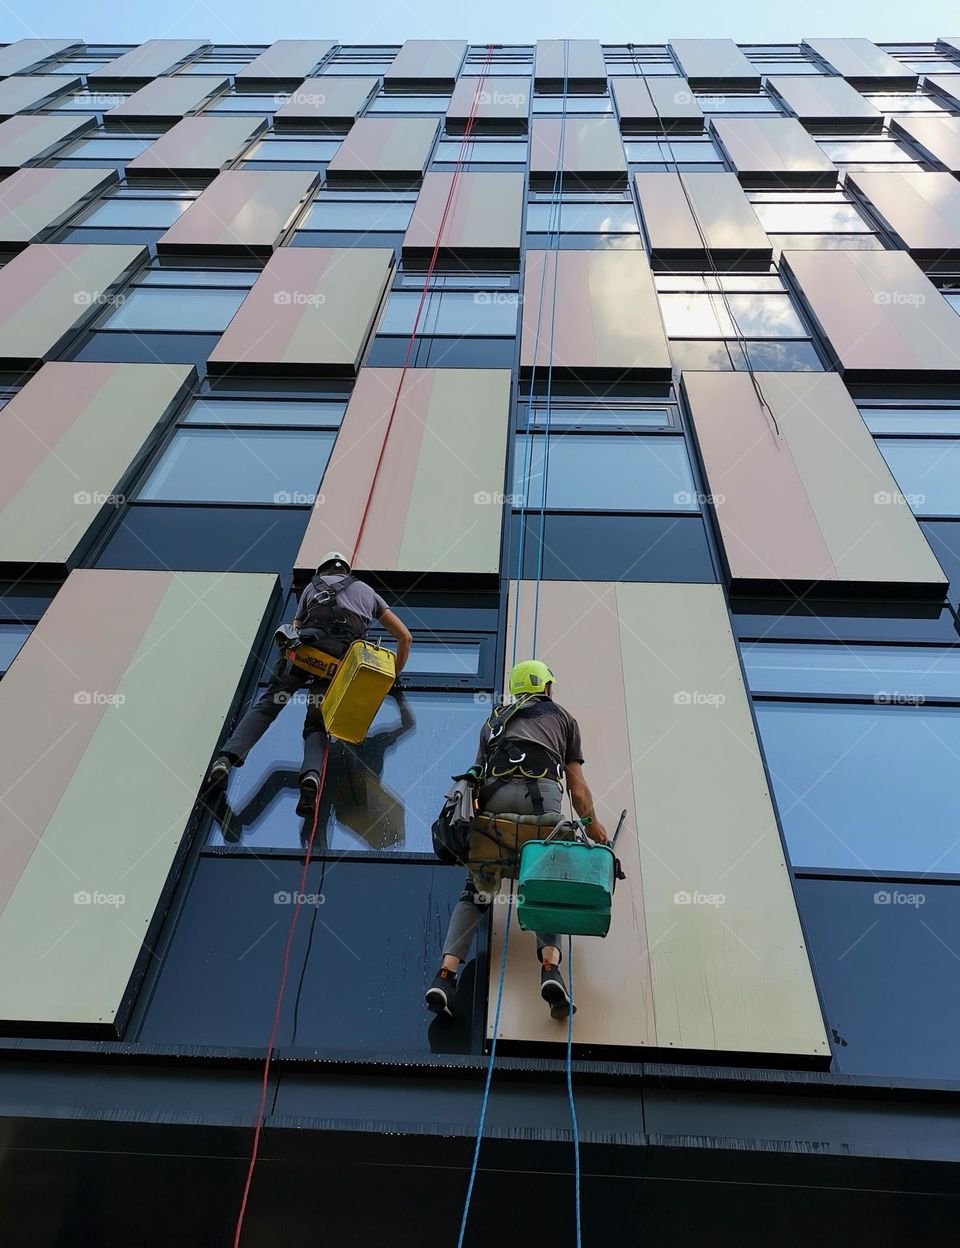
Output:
[379,608,412,674]
[565,762,608,843]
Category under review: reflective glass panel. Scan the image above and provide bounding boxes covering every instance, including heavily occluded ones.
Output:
[514,433,698,510]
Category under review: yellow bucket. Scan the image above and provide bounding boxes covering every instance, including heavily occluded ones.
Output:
[321,640,396,744]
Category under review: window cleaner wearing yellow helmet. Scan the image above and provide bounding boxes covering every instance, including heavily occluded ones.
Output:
[426,659,607,1021]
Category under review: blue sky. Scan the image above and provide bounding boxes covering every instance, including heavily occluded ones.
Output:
[1,0,957,45]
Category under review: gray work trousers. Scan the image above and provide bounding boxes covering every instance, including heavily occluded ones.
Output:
[442,776,563,963]
[221,662,329,778]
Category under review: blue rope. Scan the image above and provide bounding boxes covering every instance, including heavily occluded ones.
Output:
[456,882,513,1248]
[566,933,582,1246]
[529,40,568,658]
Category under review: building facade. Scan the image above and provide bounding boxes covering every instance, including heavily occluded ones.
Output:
[0,32,960,1245]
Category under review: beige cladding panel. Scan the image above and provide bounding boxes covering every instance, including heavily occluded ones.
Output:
[208,247,393,370]
[802,37,917,86]
[107,75,229,120]
[326,117,439,177]
[238,40,336,81]
[0,570,276,1027]
[0,167,116,245]
[158,169,316,250]
[891,115,960,174]
[617,582,829,1057]
[847,170,960,256]
[0,38,81,76]
[127,116,266,174]
[0,115,96,170]
[768,75,883,127]
[403,170,524,253]
[534,39,606,84]
[385,40,466,85]
[89,39,209,80]
[712,117,838,182]
[783,249,960,376]
[635,171,770,260]
[669,38,760,86]
[0,75,81,117]
[0,243,145,364]
[447,75,530,124]
[275,77,378,123]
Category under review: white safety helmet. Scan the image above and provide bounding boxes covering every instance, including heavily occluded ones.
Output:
[316,550,351,574]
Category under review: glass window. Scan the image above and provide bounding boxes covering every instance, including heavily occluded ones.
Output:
[743,642,960,698]
[756,701,960,873]
[626,139,724,165]
[61,136,155,160]
[819,139,916,164]
[658,291,806,338]
[514,433,698,511]
[243,137,343,163]
[434,140,528,163]
[322,60,393,75]
[139,270,257,287]
[47,59,108,74]
[179,61,250,74]
[0,623,31,673]
[532,95,612,113]
[749,61,823,75]
[300,198,414,232]
[81,197,193,228]
[206,93,286,112]
[526,201,639,233]
[378,289,519,336]
[208,690,488,852]
[943,291,960,316]
[860,407,960,435]
[875,439,960,516]
[697,94,779,113]
[370,639,481,675]
[750,201,872,233]
[865,93,947,113]
[183,398,346,427]
[138,428,337,504]
[523,404,675,429]
[50,90,128,112]
[368,94,450,113]
[103,287,247,332]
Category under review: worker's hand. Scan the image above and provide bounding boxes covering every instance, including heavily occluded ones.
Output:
[588,823,608,845]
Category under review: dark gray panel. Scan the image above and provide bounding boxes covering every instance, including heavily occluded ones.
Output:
[797,878,960,1081]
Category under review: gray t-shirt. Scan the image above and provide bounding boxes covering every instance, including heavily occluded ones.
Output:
[295,576,387,627]
[476,698,584,768]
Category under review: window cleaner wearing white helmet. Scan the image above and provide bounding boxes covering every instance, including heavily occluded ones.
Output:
[204,552,412,816]
[426,659,607,1022]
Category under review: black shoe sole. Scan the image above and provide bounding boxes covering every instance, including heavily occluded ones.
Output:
[296,780,320,818]
[541,979,576,1021]
[425,987,453,1018]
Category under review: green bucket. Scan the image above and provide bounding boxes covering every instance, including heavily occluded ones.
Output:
[516,840,617,937]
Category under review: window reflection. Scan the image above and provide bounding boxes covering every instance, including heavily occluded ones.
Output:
[209,690,489,852]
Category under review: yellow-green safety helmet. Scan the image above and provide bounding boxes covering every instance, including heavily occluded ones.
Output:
[508,659,555,697]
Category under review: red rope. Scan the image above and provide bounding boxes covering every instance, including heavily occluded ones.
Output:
[232,738,331,1247]
[350,45,496,568]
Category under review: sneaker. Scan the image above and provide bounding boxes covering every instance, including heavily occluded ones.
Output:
[425,968,458,1018]
[296,771,320,818]
[203,755,232,794]
[540,964,576,1021]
